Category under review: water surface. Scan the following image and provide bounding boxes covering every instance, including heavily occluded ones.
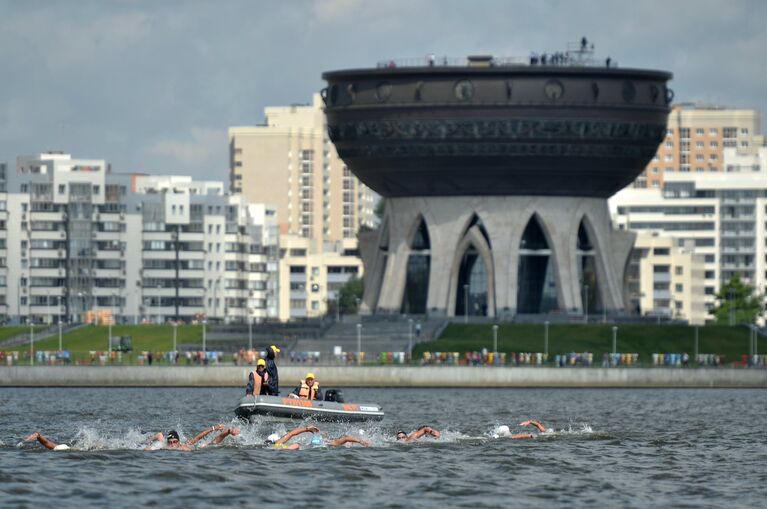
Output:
[1,387,766,507]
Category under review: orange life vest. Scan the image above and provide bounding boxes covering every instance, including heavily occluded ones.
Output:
[298,379,319,400]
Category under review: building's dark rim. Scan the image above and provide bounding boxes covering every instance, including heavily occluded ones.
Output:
[322,66,673,81]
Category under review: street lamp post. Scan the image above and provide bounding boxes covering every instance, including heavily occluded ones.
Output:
[108,314,112,361]
[202,320,207,354]
[408,318,413,358]
[544,321,549,356]
[612,325,618,356]
[463,283,469,324]
[156,284,162,325]
[172,321,178,357]
[58,319,63,351]
[492,324,498,364]
[336,293,340,323]
[248,317,253,351]
[583,284,589,324]
[46,290,51,326]
[356,323,362,366]
[29,320,34,366]
[694,325,699,362]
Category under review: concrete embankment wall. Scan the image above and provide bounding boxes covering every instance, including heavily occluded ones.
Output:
[1,366,767,388]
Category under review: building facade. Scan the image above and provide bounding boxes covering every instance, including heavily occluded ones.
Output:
[228,94,378,248]
[637,104,764,189]
[612,146,767,317]
[278,235,362,321]
[0,153,279,325]
[625,232,707,324]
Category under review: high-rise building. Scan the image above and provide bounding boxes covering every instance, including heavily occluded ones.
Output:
[637,104,764,189]
[228,94,378,250]
[611,146,767,317]
[0,153,279,325]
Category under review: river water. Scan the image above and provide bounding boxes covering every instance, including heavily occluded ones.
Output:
[1,387,765,507]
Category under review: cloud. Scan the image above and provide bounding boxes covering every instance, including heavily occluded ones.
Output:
[0,8,151,71]
[142,127,225,176]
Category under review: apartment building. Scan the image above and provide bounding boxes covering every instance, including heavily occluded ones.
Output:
[0,153,278,325]
[278,234,362,321]
[624,232,707,325]
[637,104,764,189]
[612,147,767,317]
[228,94,378,248]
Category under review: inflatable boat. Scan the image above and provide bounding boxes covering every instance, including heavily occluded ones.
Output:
[234,390,384,422]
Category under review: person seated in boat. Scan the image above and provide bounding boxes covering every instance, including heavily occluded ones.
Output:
[144,425,240,451]
[266,425,369,450]
[265,345,280,395]
[289,372,322,400]
[245,358,271,396]
[493,420,551,439]
[395,425,441,442]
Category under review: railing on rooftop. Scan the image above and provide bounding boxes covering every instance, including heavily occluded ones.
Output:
[375,44,616,70]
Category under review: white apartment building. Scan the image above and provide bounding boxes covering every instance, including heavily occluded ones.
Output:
[612,146,767,316]
[0,153,279,325]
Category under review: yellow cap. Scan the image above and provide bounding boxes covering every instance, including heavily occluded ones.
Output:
[257,359,266,367]
[270,345,281,353]
[305,372,315,380]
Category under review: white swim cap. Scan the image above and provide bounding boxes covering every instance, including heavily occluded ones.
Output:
[495,425,511,437]
[266,433,280,443]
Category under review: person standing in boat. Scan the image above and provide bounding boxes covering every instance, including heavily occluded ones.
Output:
[265,345,280,395]
[245,358,271,396]
[289,372,323,400]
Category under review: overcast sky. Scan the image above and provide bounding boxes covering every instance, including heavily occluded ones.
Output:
[1,0,765,181]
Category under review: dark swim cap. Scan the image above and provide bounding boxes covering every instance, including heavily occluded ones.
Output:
[166,430,180,441]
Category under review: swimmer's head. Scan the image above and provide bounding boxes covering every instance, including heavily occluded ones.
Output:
[494,425,511,438]
[165,430,180,445]
[395,430,408,441]
[265,433,280,445]
[310,436,323,447]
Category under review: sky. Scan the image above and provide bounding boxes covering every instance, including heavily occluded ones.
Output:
[0,0,765,182]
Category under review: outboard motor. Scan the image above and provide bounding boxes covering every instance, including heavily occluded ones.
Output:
[324,389,344,403]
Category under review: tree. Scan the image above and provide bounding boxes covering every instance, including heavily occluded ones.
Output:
[713,274,763,325]
[331,276,364,316]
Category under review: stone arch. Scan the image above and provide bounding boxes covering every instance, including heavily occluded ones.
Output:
[573,213,615,314]
[366,216,390,312]
[447,222,496,317]
[401,215,431,314]
[516,213,559,313]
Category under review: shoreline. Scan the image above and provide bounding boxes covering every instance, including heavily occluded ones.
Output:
[1,366,766,388]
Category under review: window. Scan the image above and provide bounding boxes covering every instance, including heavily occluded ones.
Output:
[675,284,683,292]
[709,128,718,136]
[653,248,670,256]
[665,155,673,162]
[675,266,683,275]
[665,141,673,149]
[93,185,100,195]
[740,141,749,148]
[740,127,749,135]
[709,154,718,161]
[710,141,718,148]
[723,127,737,138]
[58,184,66,194]
[679,128,690,139]
[696,154,704,161]
[696,141,704,149]
[695,128,704,136]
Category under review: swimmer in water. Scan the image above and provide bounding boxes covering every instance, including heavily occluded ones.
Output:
[395,426,441,442]
[266,425,369,450]
[23,431,71,451]
[145,424,240,451]
[493,420,550,439]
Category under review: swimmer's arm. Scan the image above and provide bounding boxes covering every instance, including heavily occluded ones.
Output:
[24,432,58,450]
[328,436,370,447]
[511,433,535,439]
[277,426,320,444]
[187,424,225,446]
[519,420,546,432]
[407,426,440,441]
[209,427,240,445]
